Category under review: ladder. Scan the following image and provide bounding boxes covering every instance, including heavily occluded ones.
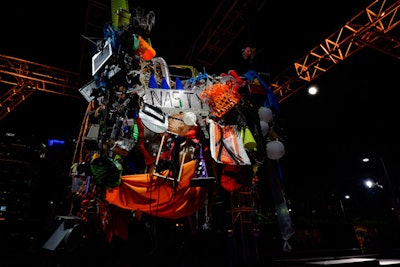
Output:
[230,184,260,263]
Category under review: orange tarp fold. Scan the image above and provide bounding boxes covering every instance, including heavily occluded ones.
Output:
[106,160,208,219]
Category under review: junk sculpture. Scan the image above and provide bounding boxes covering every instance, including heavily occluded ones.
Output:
[70,1,294,251]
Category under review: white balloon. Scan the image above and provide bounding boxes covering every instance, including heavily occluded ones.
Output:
[266,140,285,160]
[258,106,273,123]
[259,121,269,137]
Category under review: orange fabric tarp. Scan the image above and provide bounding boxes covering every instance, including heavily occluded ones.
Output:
[106,160,208,219]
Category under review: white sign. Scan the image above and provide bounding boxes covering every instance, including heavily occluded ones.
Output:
[143,88,209,115]
[79,80,96,102]
[92,41,112,76]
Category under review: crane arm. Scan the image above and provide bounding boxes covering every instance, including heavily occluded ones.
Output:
[271,0,400,102]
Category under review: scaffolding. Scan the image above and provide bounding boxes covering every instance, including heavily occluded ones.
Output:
[229,184,261,263]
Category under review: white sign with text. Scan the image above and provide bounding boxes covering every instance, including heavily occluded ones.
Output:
[143,88,210,115]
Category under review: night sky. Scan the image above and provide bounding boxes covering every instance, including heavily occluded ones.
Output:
[1,0,400,208]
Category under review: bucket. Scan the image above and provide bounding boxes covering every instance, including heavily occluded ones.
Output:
[240,127,257,151]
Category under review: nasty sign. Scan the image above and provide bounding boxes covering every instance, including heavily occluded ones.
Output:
[143,88,210,115]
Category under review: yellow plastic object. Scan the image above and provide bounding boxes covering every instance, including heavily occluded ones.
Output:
[240,127,257,151]
[111,0,130,28]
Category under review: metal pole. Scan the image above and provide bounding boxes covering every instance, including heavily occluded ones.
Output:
[339,199,347,223]
[379,156,400,220]
[379,156,394,197]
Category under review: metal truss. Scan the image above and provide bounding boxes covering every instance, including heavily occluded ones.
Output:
[270,0,400,102]
[0,54,80,120]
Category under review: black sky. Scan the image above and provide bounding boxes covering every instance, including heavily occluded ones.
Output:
[1,0,400,200]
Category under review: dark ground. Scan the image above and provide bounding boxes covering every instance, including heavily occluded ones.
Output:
[2,216,400,267]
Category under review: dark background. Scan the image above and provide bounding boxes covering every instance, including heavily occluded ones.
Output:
[1,1,400,264]
[1,0,399,197]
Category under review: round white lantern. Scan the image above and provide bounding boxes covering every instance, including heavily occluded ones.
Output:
[259,120,269,137]
[266,140,285,160]
[258,106,273,123]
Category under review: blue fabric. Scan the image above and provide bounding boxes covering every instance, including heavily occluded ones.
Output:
[266,159,294,252]
[103,23,120,50]
[244,70,280,113]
